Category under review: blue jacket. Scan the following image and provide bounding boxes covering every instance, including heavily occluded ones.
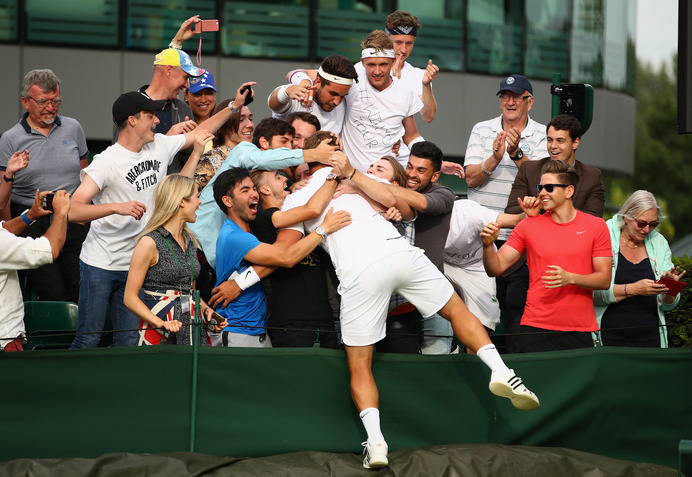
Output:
[593,217,679,348]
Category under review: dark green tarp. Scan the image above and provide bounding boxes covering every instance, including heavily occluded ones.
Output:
[0,445,680,477]
[1,346,690,471]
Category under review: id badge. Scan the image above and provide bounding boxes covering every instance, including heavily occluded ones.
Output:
[180,295,191,315]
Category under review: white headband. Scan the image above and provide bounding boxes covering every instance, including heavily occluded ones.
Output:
[317,66,354,86]
[361,48,395,59]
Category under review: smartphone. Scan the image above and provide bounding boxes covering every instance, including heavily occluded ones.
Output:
[193,19,219,33]
[43,193,54,212]
[656,276,688,296]
[205,310,226,331]
[240,84,254,106]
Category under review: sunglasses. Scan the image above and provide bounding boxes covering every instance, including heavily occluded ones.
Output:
[632,219,660,229]
[536,183,568,193]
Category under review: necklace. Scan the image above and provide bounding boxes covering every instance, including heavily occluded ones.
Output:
[621,234,639,249]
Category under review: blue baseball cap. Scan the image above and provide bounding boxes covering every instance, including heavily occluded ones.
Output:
[154,48,204,77]
[497,74,533,96]
[187,70,216,93]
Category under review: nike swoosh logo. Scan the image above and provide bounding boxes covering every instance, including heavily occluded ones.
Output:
[577,231,586,234]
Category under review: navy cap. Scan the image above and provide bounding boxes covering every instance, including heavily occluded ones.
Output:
[188,70,217,93]
[497,74,533,96]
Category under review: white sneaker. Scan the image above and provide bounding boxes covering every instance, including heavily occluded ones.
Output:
[489,369,540,411]
[362,440,388,469]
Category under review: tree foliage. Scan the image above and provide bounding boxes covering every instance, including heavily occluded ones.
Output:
[635,55,692,242]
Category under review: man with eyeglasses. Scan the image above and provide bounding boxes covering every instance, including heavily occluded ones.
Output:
[464,74,548,352]
[464,74,548,235]
[500,114,605,352]
[0,69,89,304]
[481,160,612,353]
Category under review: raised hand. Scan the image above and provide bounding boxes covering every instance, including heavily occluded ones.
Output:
[422,60,439,86]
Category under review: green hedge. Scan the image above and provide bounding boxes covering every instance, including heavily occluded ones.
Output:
[667,255,692,347]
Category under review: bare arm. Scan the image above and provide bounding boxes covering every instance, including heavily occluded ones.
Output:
[0,150,29,211]
[42,190,70,260]
[465,132,506,189]
[180,129,214,178]
[68,174,146,223]
[2,189,52,236]
[270,178,339,229]
[480,221,522,276]
[401,115,421,146]
[245,208,350,267]
[180,82,256,150]
[496,212,525,229]
[268,82,314,112]
[123,237,182,331]
[419,60,438,123]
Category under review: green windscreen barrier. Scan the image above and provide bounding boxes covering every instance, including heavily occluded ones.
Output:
[1,346,690,469]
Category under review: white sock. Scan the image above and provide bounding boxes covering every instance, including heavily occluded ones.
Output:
[477,344,510,373]
[359,407,385,444]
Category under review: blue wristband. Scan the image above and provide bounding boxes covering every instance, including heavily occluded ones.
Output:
[20,212,33,225]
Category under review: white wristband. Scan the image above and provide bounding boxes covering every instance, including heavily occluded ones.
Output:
[408,136,425,147]
[289,71,311,85]
[276,85,290,105]
[231,266,260,291]
[168,40,182,50]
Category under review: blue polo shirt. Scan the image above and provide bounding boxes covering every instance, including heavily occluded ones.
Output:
[215,218,267,336]
[0,113,88,207]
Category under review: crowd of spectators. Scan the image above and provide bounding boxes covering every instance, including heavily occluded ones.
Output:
[0,10,684,469]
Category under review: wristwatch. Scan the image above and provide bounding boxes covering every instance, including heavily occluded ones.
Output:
[509,149,524,161]
[315,226,327,240]
[326,173,340,184]
[229,104,240,115]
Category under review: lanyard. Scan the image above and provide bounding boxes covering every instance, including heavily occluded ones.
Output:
[163,234,194,296]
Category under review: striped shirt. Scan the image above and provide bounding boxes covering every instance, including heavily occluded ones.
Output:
[465,115,547,240]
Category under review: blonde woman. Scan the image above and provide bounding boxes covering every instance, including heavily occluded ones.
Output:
[124,174,226,345]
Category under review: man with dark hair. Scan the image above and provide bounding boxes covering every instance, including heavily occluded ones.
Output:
[211,167,350,348]
[482,160,612,353]
[282,151,540,469]
[69,90,241,349]
[385,10,439,123]
[269,54,357,134]
[397,141,456,353]
[190,118,339,270]
[354,140,456,354]
[286,112,321,149]
[501,114,605,352]
[0,68,89,304]
[506,115,604,217]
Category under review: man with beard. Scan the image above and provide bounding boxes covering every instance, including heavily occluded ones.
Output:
[211,167,350,348]
[269,55,358,134]
[281,149,540,469]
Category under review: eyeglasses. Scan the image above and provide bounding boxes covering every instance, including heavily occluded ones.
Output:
[536,183,568,193]
[27,96,62,108]
[632,219,660,229]
[499,93,532,103]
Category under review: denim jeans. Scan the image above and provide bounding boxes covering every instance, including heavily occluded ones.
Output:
[421,312,453,355]
[70,261,139,348]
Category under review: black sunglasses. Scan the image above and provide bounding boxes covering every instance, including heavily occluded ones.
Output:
[632,219,660,229]
[536,183,568,193]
